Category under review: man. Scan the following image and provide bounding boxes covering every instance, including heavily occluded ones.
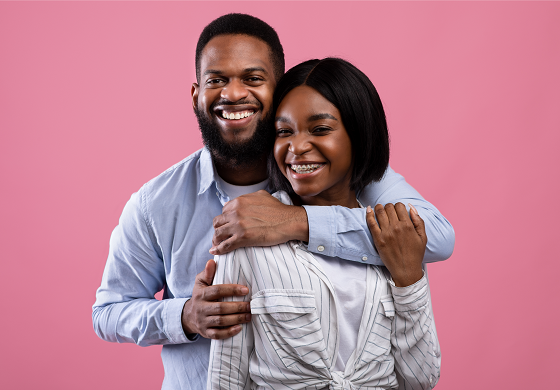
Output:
[93,13,454,389]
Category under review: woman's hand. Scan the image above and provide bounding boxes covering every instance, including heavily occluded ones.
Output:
[366,203,427,287]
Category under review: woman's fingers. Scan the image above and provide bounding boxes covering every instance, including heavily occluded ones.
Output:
[366,205,381,236]
[408,203,428,245]
[374,204,389,229]
[383,203,399,226]
[394,202,410,222]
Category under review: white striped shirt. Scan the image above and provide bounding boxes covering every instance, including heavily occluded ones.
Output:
[208,197,441,390]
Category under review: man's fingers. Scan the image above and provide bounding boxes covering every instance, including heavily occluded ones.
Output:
[203,300,251,317]
[196,260,216,287]
[206,312,252,328]
[202,283,249,301]
[205,324,244,340]
[211,236,242,255]
[408,203,428,245]
[212,213,227,229]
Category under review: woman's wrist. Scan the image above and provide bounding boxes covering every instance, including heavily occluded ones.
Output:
[390,267,424,287]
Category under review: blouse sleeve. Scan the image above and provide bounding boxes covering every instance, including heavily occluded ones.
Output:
[207,250,254,390]
[390,267,441,390]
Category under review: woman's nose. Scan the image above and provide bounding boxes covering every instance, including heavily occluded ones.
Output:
[288,133,313,156]
[220,79,249,102]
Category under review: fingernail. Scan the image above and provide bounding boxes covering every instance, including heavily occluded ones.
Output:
[240,287,249,294]
[232,325,241,332]
[408,203,419,215]
[209,247,217,254]
[245,314,252,321]
[366,205,372,213]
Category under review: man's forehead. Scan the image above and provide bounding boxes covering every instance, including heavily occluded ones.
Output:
[200,34,273,73]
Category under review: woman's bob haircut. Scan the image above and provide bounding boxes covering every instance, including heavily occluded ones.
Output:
[268,57,390,194]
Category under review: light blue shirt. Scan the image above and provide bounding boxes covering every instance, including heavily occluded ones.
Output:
[93,147,454,390]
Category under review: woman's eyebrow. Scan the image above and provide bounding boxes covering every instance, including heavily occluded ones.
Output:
[275,116,291,124]
[308,113,337,122]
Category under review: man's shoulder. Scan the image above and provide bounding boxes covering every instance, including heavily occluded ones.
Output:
[140,148,206,196]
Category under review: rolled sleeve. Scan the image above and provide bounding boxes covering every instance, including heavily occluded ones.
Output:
[163,297,193,344]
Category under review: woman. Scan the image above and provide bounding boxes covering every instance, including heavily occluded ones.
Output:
[207,58,440,390]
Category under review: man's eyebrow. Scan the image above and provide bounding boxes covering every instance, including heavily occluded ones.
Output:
[244,66,268,75]
[308,113,337,121]
[203,69,223,76]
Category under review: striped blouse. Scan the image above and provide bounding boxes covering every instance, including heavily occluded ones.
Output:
[208,198,441,390]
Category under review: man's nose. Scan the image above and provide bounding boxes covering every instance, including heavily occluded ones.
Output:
[220,79,249,102]
[288,133,313,156]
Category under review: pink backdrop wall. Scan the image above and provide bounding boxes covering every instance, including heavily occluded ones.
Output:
[1,1,558,389]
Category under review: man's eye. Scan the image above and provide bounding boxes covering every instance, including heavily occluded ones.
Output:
[246,77,263,83]
[206,79,224,85]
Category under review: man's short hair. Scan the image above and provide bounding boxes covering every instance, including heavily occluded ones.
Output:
[268,57,390,193]
[195,13,285,83]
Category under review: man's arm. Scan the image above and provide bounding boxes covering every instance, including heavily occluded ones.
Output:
[93,189,250,346]
[211,166,454,265]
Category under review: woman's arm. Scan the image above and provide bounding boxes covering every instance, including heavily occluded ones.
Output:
[207,253,254,390]
[367,203,441,389]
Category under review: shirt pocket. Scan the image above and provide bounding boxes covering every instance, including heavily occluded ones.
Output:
[251,289,329,370]
[363,294,394,359]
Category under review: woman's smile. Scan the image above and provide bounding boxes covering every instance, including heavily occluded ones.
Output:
[274,85,357,207]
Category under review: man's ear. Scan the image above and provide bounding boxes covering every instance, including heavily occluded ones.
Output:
[191,83,199,111]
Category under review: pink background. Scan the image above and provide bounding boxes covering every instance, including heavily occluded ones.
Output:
[1,1,559,389]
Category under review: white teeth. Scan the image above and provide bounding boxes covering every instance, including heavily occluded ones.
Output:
[221,110,255,120]
[290,164,324,174]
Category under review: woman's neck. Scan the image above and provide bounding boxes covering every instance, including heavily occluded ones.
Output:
[293,189,361,209]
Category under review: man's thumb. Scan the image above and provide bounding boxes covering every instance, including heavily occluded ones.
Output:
[202,259,216,286]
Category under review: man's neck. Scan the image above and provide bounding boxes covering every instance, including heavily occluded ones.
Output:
[214,154,268,186]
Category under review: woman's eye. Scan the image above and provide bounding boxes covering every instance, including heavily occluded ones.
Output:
[313,126,331,134]
[276,128,292,137]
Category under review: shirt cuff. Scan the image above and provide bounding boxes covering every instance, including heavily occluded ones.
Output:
[163,297,199,344]
[302,205,336,257]
[389,273,429,312]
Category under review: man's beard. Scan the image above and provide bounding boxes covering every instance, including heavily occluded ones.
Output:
[195,106,275,168]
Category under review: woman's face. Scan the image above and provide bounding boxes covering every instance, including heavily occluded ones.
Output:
[274,85,355,206]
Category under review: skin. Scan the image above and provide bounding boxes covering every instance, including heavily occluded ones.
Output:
[274,85,359,208]
[184,36,424,340]
[191,34,274,186]
[183,34,308,339]
[274,86,426,287]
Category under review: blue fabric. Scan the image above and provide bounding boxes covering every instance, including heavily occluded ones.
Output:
[93,147,454,389]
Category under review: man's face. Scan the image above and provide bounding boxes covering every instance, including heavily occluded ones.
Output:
[192,34,277,167]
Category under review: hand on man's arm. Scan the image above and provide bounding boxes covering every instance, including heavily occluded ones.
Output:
[210,190,308,255]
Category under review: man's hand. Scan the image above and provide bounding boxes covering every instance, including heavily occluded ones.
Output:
[210,190,308,255]
[366,203,427,287]
[181,260,251,339]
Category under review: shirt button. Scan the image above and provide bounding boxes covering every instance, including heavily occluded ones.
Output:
[317,245,325,252]
[362,256,368,262]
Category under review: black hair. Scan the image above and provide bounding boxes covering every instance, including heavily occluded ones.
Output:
[268,57,390,194]
[195,13,285,83]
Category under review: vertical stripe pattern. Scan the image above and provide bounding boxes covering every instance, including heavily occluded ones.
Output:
[208,242,440,390]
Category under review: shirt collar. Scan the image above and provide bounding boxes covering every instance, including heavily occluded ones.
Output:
[198,147,275,197]
[198,147,218,196]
